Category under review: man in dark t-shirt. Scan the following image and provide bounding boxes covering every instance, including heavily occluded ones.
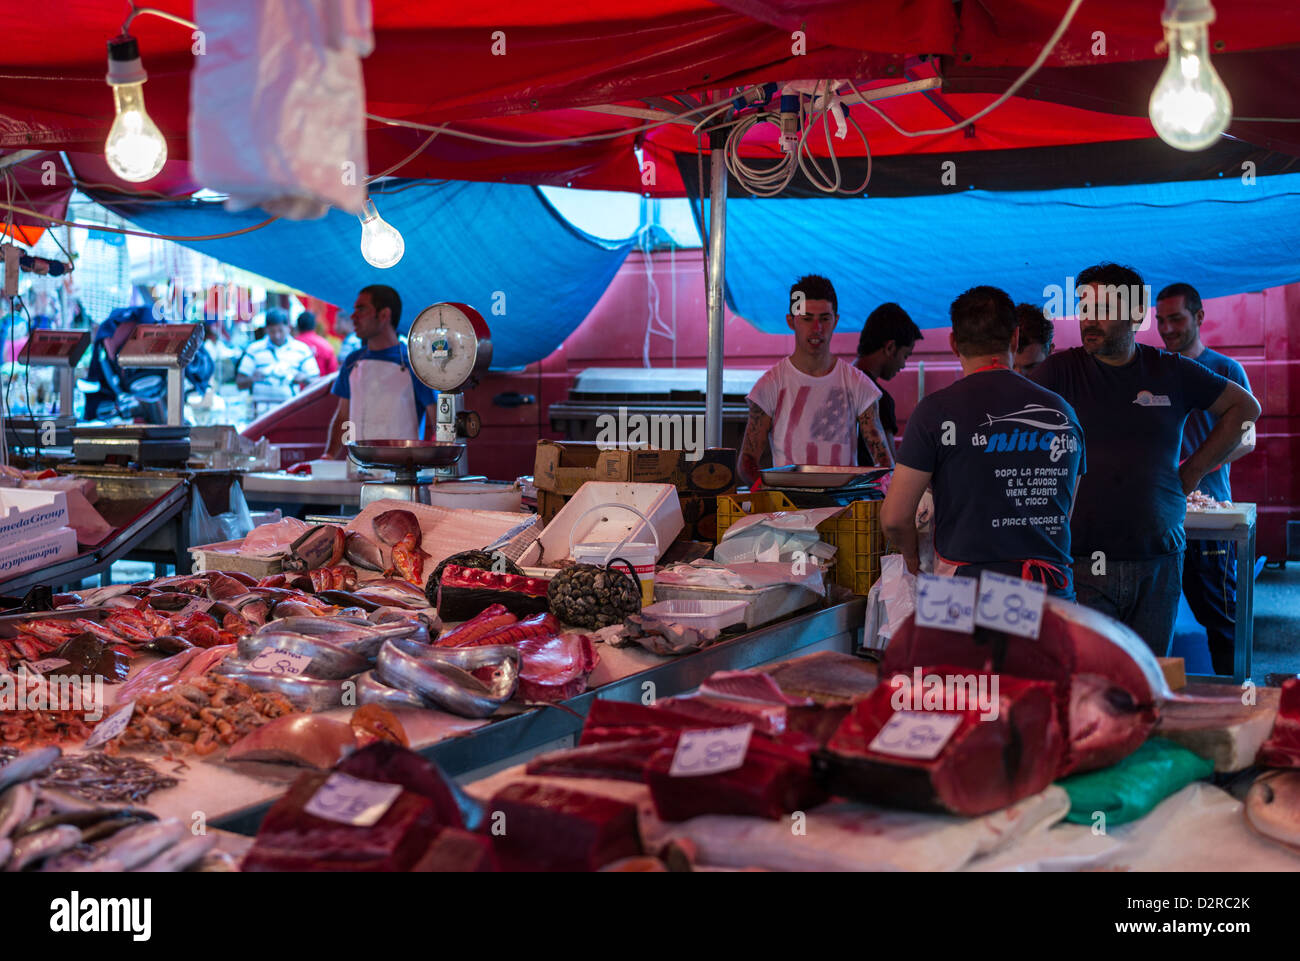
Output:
[1029,263,1260,655]
[1156,282,1255,675]
[854,303,922,465]
[882,286,1085,598]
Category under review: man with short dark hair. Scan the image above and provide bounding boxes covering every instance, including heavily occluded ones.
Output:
[1014,303,1054,375]
[740,274,892,486]
[324,285,438,457]
[1156,281,1254,675]
[881,286,1085,597]
[236,308,319,408]
[294,310,339,377]
[1029,263,1261,655]
[854,302,922,464]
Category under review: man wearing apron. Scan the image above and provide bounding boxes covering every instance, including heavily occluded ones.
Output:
[324,285,438,456]
[881,286,1085,599]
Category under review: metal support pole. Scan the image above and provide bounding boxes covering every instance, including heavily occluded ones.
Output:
[705,127,728,449]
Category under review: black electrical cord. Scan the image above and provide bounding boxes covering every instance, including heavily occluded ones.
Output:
[16,295,39,461]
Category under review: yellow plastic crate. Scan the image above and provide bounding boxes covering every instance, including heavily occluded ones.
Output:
[715,492,884,595]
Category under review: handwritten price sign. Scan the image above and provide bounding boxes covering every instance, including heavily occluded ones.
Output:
[974,571,1046,639]
[869,711,962,760]
[248,649,314,676]
[86,702,135,749]
[915,574,977,634]
[30,658,70,674]
[669,724,753,777]
[304,772,403,827]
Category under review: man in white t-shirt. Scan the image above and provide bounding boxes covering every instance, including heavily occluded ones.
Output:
[740,274,893,486]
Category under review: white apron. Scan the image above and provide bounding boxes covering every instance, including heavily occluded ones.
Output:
[349,358,419,440]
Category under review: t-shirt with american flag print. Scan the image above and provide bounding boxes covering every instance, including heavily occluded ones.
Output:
[747,358,882,467]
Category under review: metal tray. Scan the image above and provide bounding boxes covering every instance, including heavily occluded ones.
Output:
[347,440,466,470]
[761,465,891,489]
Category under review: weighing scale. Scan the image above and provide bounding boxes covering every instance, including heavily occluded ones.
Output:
[347,303,491,507]
[4,328,90,449]
[72,323,203,467]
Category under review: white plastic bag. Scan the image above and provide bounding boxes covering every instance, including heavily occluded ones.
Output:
[191,0,374,219]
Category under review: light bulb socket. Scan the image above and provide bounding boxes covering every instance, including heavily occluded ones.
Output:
[1162,0,1215,27]
[106,35,148,86]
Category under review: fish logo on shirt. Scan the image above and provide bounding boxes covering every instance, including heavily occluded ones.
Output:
[982,404,1074,432]
[1133,391,1172,407]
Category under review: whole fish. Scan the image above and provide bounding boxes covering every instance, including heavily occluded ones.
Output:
[5,824,82,871]
[134,833,217,872]
[344,530,385,571]
[375,637,518,718]
[75,585,137,606]
[81,814,156,844]
[213,669,349,711]
[70,818,187,872]
[1245,770,1300,853]
[236,632,369,680]
[391,533,424,586]
[357,670,429,710]
[273,600,329,620]
[0,782,36,840]
[13,807,151,840]
[205,572,249,601]
[372,509,421,547]
[283,525,346,573]
[0,746,60,793]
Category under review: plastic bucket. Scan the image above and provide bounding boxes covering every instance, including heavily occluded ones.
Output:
[572,541,657,607]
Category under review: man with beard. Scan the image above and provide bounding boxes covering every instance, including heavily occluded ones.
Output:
[1029,263,1260,655]
[1155,281,1254,675]
[740,274,893,486]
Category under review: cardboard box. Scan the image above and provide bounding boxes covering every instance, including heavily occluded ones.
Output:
[0,488,70,549]
[0,525,77,581]
[677,494,720,543]
[674,448,739,495]
[534,440,683,496]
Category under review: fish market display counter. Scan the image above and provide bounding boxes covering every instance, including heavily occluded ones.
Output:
[123,598,865,835]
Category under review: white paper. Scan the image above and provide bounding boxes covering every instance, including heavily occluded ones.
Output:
[868,711,962,760]
[974,571,1045,639]
[86,702,135,749]
[669,724,753,777]
[915,573,977,634]
[30,658,70,674]
[248,649,314,675]
[304,772,403,827]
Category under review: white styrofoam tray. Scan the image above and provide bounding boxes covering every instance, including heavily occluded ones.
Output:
[642,598,749,632]
[0,525,77,581]
[0,488,69,549]
[1185,502,1256,530]
[537,482,683,565]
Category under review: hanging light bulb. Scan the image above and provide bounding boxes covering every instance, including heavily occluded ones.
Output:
[358,197,405,269]
[104,35,168,182]
[1149,0,1232,151]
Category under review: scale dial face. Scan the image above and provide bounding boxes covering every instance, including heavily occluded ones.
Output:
[407,303,493,393]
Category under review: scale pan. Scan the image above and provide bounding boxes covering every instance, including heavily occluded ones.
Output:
[347,439,466,470]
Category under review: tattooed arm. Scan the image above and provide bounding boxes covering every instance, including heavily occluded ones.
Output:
[739,401,773,487]
[858,402,895,469]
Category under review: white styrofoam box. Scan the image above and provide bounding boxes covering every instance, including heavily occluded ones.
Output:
[0,488,70,549]
[642,598,749,632]
[537,482,684,565]
[309,459,349,480]
[0,525,77,581]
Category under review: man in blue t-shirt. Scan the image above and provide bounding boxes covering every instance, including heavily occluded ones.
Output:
[1156,281,1254,675]
[1029,263,1261,656]
[323,285,438,457]
[882,286,1085,598]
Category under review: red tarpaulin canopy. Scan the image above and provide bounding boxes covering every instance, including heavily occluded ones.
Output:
[2,1,1299,200]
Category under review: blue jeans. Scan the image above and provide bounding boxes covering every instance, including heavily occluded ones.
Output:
[1072,552,1184,657]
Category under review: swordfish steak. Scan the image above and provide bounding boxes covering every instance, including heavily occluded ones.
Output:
[881,597,1169,776]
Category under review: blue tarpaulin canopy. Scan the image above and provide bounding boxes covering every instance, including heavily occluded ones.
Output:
[105,180,633,370]
[705,172,1300,332]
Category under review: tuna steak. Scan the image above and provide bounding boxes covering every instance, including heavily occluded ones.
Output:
[880,597,1169,776]
[485,782,640,872]
[812,668,1064,817]
[1259,678,1300,768]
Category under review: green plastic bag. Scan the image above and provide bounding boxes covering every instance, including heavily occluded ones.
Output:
[1058,738,1215,826]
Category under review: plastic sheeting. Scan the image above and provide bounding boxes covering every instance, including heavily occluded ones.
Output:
[105,180,633,369]
[712,172,1300,332]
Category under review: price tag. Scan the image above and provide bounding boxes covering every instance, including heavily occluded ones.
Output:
[30,658,70,674]
[974,571,1046,639]
[304,772,403,826]
[248,649,313,675]
[86,702,135,749]
[868,711,962,760]
[669,724,753,777]
[914,574,977,634]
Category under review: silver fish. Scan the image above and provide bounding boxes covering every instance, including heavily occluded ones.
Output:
[236,632,370,679]
[75,584,137,605]
[134,833,217,873]
[0,746,60,793]
[1245,770,1300,852]
[72,818,187,872]
[215,669,350,711]
[375,637,518,718]
[357,670,428,710]
[0,782,36,840]
[5,824,82,871]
